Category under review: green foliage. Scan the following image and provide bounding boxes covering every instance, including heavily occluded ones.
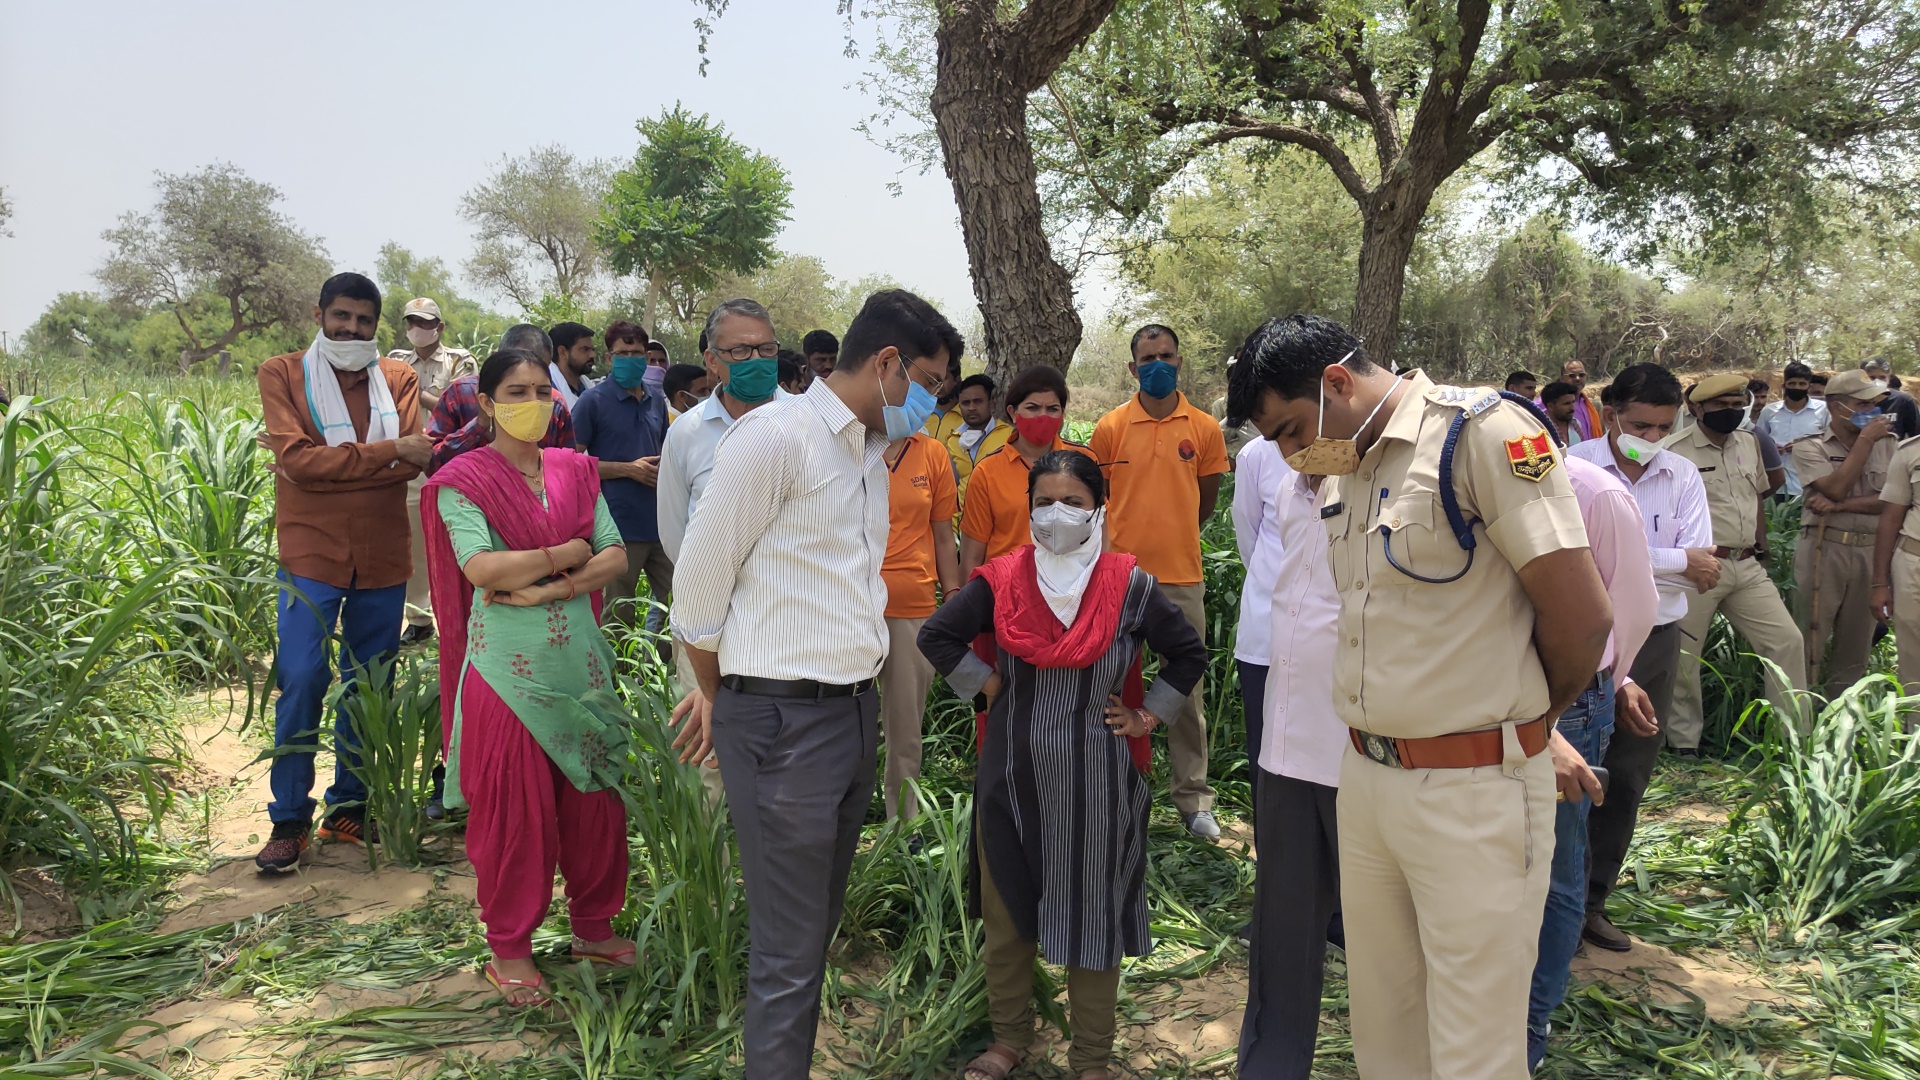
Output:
[336,656,444,870]
[461,146,613,313]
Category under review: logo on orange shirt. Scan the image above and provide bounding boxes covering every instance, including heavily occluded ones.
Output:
[1178,438,1196,461]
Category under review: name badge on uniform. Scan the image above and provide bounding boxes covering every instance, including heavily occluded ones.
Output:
[1321,502,1345,519]
[1699,466,1718,473]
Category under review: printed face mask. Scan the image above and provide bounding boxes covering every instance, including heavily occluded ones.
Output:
[1283,349,1390,476]
[1030,501,1097,554]
[490,399,551,443]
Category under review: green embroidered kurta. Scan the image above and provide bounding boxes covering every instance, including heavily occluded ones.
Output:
[438,487,628,810]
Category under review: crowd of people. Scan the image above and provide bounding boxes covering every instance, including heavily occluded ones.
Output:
[252,271,1910,1079]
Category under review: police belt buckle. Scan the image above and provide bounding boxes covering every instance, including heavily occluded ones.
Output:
[1356,730,1404,768]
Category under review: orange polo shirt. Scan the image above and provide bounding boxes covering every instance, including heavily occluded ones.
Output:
[1089,392,1229,585]
[959,437,1097,561]
[883,434,960,619]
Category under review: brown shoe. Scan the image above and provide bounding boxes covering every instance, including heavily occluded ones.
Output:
[1582,910,1632,952]
[254,821,310,873]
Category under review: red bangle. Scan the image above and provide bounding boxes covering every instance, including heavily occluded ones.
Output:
[560,571,576,601]
[542,546,558,577]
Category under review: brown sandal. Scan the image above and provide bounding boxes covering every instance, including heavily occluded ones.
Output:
[959,1042,1023,1080]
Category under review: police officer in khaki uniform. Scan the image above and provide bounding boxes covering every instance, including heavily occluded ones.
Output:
[1667,373,1806,748]
[1793,369,1895,697]
[1227,315,1610,1080]
[1872,432,1920,724]
[387,297,477,643]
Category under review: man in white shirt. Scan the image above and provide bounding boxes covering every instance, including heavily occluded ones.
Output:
[1758,362,1829,497]
[1567,363,1715,953]
[669,289,959,1080]
[1228,435,1287,835]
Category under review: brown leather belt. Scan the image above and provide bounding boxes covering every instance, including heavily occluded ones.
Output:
[1804,526,1877,547]
[1349,717,1550,770]
[1901,536,1920,558]
[1712,545,1757,560]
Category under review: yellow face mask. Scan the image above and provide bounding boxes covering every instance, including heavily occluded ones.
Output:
[489,398,551,444]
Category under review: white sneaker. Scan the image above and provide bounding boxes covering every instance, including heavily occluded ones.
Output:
[1183,810,1221,841]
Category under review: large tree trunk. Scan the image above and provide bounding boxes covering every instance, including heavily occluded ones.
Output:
[1351,182,1433,369]
[930,13,1086,394]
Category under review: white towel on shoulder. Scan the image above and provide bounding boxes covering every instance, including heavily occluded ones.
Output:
[302,331,397,447]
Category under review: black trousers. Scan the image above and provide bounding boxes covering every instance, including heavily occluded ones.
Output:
[1237,771,1339,1080]
[1586,620,1680,913]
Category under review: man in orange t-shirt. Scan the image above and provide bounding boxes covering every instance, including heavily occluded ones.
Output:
[958,365,1096,578]
[880,430,961,818]
[1089,324,1230,838]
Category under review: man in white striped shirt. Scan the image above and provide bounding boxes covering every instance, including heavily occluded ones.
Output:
[1567,362,1715,953]
[669,290,960,1079]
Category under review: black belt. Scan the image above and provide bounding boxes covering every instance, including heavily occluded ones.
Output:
[720,674,877,700]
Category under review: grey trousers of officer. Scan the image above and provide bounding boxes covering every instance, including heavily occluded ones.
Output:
[712,686,877,1080]
[1238,770,1339,1080]
[1587,621,1680,914]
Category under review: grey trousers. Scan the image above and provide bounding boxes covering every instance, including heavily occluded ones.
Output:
[712,686,877,1080]
[1238,771,1340,1080]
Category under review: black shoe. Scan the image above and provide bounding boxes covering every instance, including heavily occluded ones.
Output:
[1674,747,1702,760]
[400,623,435,645]
[1236,922,1253,948]
[255,820,311,873]
[424,797,446,822]
[1582,910,1633,952]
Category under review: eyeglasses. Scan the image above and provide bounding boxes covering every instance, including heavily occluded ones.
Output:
[712,341,780,362]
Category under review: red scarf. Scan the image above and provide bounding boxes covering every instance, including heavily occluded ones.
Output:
[971,546,1151,771]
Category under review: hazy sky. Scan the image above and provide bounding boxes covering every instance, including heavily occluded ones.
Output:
[0,0,990,341]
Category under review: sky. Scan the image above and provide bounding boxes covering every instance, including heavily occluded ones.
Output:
[0,0,993,343]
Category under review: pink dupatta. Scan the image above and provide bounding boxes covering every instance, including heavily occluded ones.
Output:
[419,445,605,753]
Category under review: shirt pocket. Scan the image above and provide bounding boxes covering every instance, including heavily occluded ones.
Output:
[1323,488,1358,590]
[1373,494,1468,586]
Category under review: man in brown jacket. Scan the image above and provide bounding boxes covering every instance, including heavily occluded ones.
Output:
[254,272,433,872]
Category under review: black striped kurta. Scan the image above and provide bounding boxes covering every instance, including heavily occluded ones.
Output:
[919,567,1207,970]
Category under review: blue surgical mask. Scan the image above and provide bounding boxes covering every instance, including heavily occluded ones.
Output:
[1137,359,1179,399]
[881,361,939,441]
[1851,407,1884,429]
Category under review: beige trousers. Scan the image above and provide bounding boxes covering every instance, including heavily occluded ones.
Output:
[1156,582,1215,814]
[1797,535,1878,698]
[1893,549,1920,731]
[404,480,433,629]
[604,541,675,631]
[979,833,1120,1072]
[1338,738,1555,1080]
[879,617,932,819]
[1671,556,1806,749]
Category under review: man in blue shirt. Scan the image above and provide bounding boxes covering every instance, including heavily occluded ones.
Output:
[572,322,672,634]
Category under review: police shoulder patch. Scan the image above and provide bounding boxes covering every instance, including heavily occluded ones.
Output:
[1505,431,1558,482]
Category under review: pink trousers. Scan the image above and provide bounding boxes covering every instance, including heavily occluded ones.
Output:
[460,666,629,959]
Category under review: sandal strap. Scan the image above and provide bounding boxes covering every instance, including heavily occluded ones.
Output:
[961,1044,1021,1080]
[484,964,546,989]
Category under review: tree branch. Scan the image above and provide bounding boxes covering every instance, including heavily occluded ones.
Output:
[1199,114,1373,204]
[1007,0,1125,95]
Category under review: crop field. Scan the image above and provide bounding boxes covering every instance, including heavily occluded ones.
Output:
[0,367,1915,1079]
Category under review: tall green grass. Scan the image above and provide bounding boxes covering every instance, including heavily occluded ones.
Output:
[336,656,444,870]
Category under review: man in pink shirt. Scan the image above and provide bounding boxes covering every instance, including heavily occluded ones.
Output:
[1526,452,1661,1069]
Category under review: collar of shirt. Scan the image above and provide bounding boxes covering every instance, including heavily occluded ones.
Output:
[1123,390,1195,424]
[1571,437,1679,484]
[697,385,792,428]
[1370,370,1436,450]
[801,379,886,457]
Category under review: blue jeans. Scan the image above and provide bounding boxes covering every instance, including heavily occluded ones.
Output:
[268,571,405,825]
[1527,670,1615,1070]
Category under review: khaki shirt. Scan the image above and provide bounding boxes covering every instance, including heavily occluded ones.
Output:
[1878,436,1920,543]
[1793,429,1892,535]
[1322,373,1590,739]
[1665,425,1767,549]
[389,345,477,398]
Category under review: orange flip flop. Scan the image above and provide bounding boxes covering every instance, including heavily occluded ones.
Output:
[483,962,548,1006]
[569,940,639,967]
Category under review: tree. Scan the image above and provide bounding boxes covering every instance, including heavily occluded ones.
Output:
[462,146,613,312]
[371,243,510,351]
[1041,0,1920,362]
[596,106,792,332]
[97,164,328,372]
[0,185,12,238]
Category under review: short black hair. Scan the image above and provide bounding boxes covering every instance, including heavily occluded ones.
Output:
[499,323,553,364]
[1130,324,1179,358]
[836,289,964,374]
[1005,365,1069,412]
[549,322,596,352]
[1809,371,1830,385]
[604,320,648,350]
[1027,449,1106,508]
[663,363,707,404]
[1746,378,1771,395]
[1225,314,1375,426]
[318,272,382,318]
[1784,362,1814,382]
[1607,363,1683,408]
[1505,370,1538,389]
[1539,381,1579,405]
[802,329,839,358]
[477,348,546,400]
[955,373,996,399]
[776,350,805,388]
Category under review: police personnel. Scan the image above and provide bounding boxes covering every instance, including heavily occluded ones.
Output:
[387,296,476,644]
[1667,374,1806,750]
[1227,315,1610,1080]
[1872,429,1920,720]
[1794,370,1895,697]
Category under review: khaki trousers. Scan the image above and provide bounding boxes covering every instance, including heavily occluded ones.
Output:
[1339,737,1555,1080]
[673,646,728,808]
[403,480,433,629]
[604,541,675,631]
[1671,556,1806,749]
[1156,583,1215,814]
[879,617,932,819]
[1893,549,1920,731]
[1797,534,1878,698]
[978,833,1120,1072]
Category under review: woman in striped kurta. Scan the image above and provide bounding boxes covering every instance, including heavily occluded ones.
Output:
[919,451,1206,1080]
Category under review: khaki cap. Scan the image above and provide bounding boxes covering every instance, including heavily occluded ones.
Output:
[1824,369,1889,405]
[1687,373,1749,403]
[402,297,443,322]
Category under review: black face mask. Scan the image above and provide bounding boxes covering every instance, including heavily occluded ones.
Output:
[1700,408,1745,435]
[1785,388,1809,402]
